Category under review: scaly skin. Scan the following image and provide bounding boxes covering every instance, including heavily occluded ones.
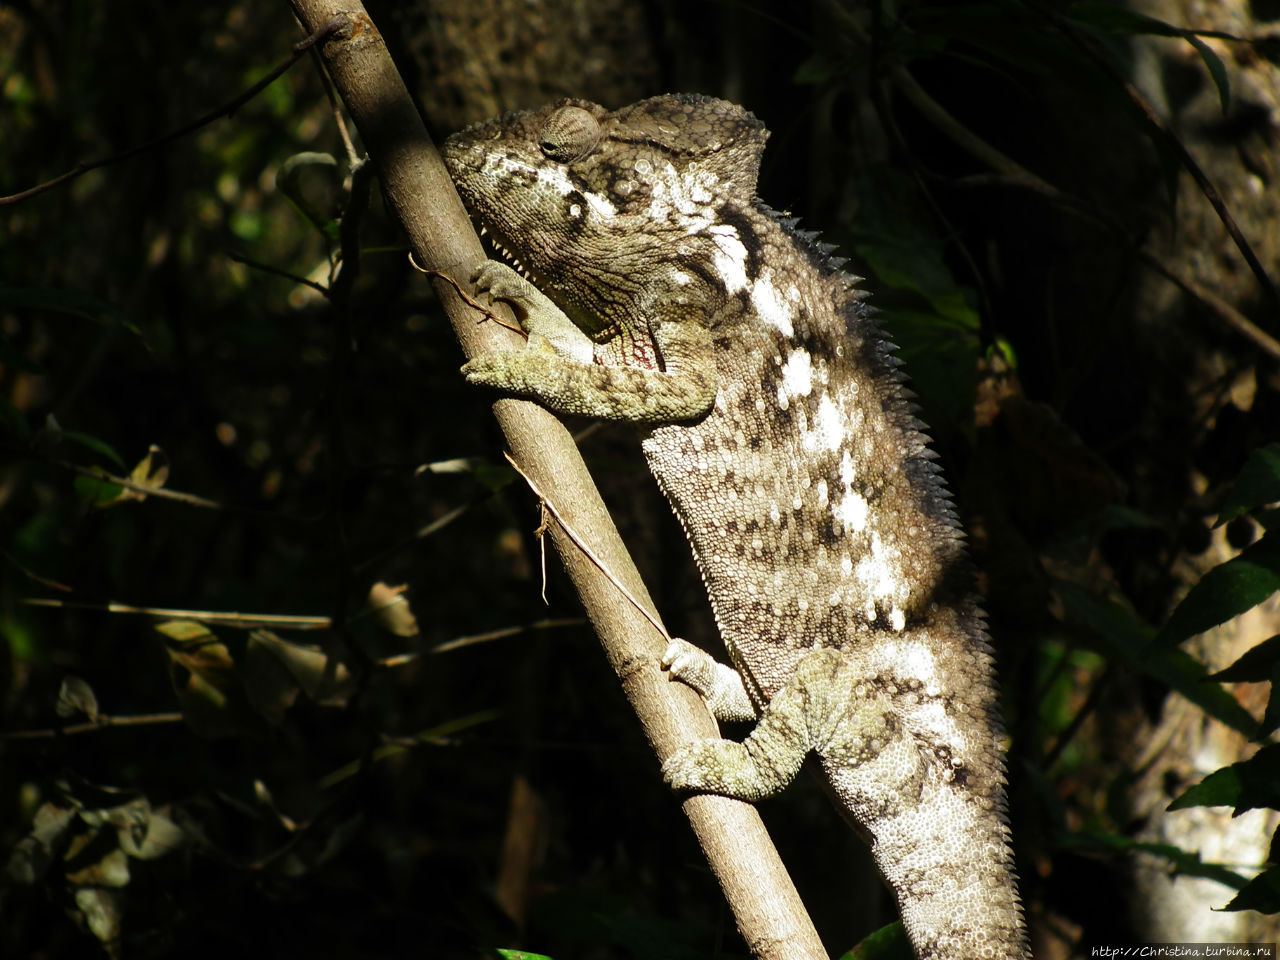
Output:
[444,94,1030,960]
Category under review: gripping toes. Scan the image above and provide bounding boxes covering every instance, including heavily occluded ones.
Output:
[663,739,776,802]
[471,260,534,306]
[662,639,717,695]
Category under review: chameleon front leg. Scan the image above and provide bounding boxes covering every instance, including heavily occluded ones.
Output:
[662,638,758,723]
[466,261,596,363]
[460,261,718,424]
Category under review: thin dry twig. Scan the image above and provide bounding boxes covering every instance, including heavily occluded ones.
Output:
[412,257,526,336]
[228,251,330,293]
[22,597,332,630]
[0,18,346,207]
[1031,0,1280,317]
[502,452,670,642]
[427,616,587,655]
[3,712,186,740]
[61,460,225,510]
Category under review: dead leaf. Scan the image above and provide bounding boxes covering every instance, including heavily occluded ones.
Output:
[56,675,99,722]
[158,620,255,737]
[249,630,355,707]
[368,581,419,637]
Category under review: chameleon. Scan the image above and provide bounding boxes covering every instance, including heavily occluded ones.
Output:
[443,93,1030,960]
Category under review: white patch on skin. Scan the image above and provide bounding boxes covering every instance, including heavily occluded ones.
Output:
[584,190,616,219]
[779,349,812,400]
[839,450,856,485]
[889,607,906,633]
[840,554,853,576]
[834,490,869,533]
[536,164,576,196]
[751,277,794,336]
[802,393,844,454]
[816,479,829,507]
[707,225,748,293]
[877,640,938,684]
[649,162,719,220]
[856,533,902,604]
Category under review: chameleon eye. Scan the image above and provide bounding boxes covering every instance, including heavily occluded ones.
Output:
[539,106,601,163]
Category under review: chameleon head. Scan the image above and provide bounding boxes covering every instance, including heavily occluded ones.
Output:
[442,94,770,334]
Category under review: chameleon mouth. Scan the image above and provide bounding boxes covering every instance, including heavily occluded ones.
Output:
[477,223,540,286]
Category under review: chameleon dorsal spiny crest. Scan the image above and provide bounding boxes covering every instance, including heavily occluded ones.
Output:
[443,93,1030,960]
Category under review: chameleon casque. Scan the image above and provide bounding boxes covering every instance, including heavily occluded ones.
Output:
[443,93,1029,960]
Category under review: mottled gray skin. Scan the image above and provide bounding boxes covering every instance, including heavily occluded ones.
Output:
[444,94,1029,960]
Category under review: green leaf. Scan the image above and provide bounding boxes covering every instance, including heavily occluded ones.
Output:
[158,620,256,737]
[0,286,140,333]
[1185,35,1231,113]
[1066,2,1192,37]
[1065,2,1232,112]
[1210,635,1280,737]
[1217,444,1280,527]
[1056,582,1256,734]
[1158,534,1280,646]
[840,921,914,959]
[0,397,32,444]
[1093,504,1164,532]
[73,472,126,508]
[1222,865,1280,912]
[276,152,342,237]
[794,52,846,86]
[45,419,126,469]
[494,952,557,960]
[1061,829,1251,890]
[1211,634,1280,682]
[1170,743,1280,815]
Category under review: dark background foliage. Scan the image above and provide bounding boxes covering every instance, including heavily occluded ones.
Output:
[2,1,1279,958]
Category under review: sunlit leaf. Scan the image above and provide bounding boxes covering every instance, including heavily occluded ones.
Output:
[73,885,123,945]
[4,803,76,885]
[242,637,301,724]
[159,621,253,737]
[154,619,215,642]
[248,630,355,707]
[368,582,419,638]
[66,846,131,889]
[107,443,171,506]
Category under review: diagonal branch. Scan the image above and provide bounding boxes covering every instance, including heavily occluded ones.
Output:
[284,2,830,958]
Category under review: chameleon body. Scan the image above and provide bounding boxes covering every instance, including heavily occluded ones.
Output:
[443,94,1029,960]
